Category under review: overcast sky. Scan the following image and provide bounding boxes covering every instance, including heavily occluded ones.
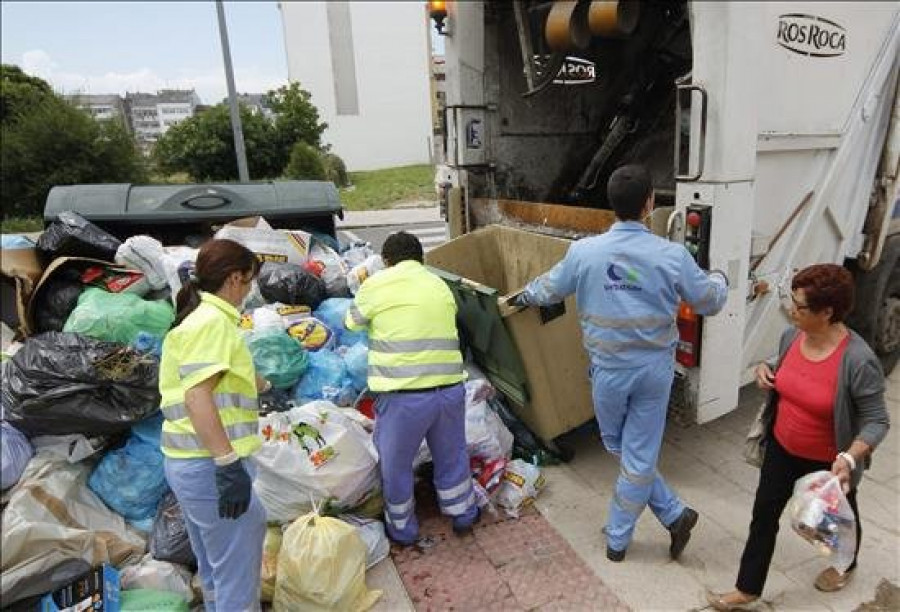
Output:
[1,1,288,104]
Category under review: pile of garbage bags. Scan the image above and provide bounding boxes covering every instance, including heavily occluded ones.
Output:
[0,216,546,610]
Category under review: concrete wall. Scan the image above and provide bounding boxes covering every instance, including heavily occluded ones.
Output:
[280,1,433,171]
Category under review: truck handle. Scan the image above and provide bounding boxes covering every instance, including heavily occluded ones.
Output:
[674,83,708,182]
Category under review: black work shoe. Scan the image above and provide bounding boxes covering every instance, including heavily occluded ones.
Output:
[669,507,699,560]
[606,546,626,562]
[452,507,481,537]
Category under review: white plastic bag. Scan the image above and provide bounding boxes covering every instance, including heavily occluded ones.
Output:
[789,470,857,572]
[116,236,168,291]
[495,459,545,518]
[273,511,382,611]
[254,401,380,522]
[347,255,384,295]
[29,434,108,463]
[119,554,194,602]
[340,515,390,569]
[159,246,198,304]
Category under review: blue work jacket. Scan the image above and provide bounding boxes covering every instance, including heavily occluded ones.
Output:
[522,221,728,368]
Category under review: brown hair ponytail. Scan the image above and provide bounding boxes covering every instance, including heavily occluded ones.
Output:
[173,239,258,327]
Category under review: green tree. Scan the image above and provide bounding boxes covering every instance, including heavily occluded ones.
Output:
[284,141,326,181]
[1,64,55,124]
[1,67,146,218]
[153,104,282,181]
[265,82,328,160]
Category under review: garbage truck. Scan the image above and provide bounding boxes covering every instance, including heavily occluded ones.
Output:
[432,1,900,427]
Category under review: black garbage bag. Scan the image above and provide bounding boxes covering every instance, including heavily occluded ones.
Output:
[31,269,85,333]
[1,332,161,437]
[36,211,122,263]
[258,262,327,309]
[149,492,197,568]
[490,397,563,465]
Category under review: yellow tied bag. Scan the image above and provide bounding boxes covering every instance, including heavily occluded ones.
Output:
[273,512,382,612]
[260,525,284,603]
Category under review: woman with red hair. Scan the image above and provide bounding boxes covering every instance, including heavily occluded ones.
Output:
[708,264,890,610]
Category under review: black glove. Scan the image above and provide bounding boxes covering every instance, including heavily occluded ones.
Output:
[258,387,291,413]
[215,460,252,519]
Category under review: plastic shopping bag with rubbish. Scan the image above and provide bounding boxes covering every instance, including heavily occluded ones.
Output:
[273,510,381,612]
[253,402,380,522]
[788,470,857,573]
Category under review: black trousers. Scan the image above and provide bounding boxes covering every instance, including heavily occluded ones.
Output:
[736,436,862,596]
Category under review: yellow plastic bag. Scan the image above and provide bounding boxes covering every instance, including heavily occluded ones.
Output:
[260,525,283,603]
[273,512,382,612]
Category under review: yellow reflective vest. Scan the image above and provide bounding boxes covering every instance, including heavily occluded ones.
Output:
[345,260,465,392]
[159,292,261,459]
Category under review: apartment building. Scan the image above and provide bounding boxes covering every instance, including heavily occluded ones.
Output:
[65,94,129,131]
[124,89,201,155]
[280,1,433,171]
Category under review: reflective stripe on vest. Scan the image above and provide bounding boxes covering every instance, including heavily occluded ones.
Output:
[368,362,464,379]
[161,392,258,421]
[178,362,217,379]
[161,421,258,452]
[369,338,459,353]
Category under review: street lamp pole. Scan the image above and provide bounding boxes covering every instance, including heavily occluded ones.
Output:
[216,0,250,182]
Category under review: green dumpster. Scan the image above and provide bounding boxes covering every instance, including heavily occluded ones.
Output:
[426,225,595,443]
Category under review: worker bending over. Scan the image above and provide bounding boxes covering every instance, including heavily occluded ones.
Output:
[346,231,479,545]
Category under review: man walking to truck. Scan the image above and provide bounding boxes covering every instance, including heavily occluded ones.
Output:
[508,164,729,562]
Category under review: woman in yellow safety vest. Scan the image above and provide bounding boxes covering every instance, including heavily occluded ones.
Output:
[159,238,269,611]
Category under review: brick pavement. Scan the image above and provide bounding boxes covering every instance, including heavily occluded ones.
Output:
[391,482,629,611]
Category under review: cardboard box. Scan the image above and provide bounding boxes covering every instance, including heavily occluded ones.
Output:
[427,225,595,442]
[0,248,45,337]
[39,564,120,612]
[25,257,146,336]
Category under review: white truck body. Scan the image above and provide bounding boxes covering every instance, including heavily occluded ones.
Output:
[437,1,900,423]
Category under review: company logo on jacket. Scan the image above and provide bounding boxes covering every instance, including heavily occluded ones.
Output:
[605,262,641,291]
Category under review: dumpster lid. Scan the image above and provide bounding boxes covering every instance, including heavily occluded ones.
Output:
[45,181,342,222]
[428,265,530,406]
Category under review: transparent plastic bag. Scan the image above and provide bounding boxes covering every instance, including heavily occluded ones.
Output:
[789,470,857,573]
[340,243,375,268]
[247,329,309,390]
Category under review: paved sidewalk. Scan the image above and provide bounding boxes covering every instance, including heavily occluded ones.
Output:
[338,205,441,229]
[367,367,899,610]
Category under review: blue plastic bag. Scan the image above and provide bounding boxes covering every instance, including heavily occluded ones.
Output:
[131,412,165,446]
[88,435,169,521]
[247,329,309,389]
[293,350,347,404]
[313,298,368,347]
[1,234,35,249]
[343,343,368,392]
[1,421,33,490]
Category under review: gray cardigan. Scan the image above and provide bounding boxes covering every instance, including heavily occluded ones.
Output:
[760,326,890,488]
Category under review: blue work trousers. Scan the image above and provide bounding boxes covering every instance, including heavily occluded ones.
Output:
[591,354,685,551]
[164,457,266,612]
[374,383,478,543]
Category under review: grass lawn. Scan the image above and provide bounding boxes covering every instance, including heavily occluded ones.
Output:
[340,164,437,211]
[1,216,43,234]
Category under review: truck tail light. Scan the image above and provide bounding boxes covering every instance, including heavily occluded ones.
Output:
[676,302,703,367]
